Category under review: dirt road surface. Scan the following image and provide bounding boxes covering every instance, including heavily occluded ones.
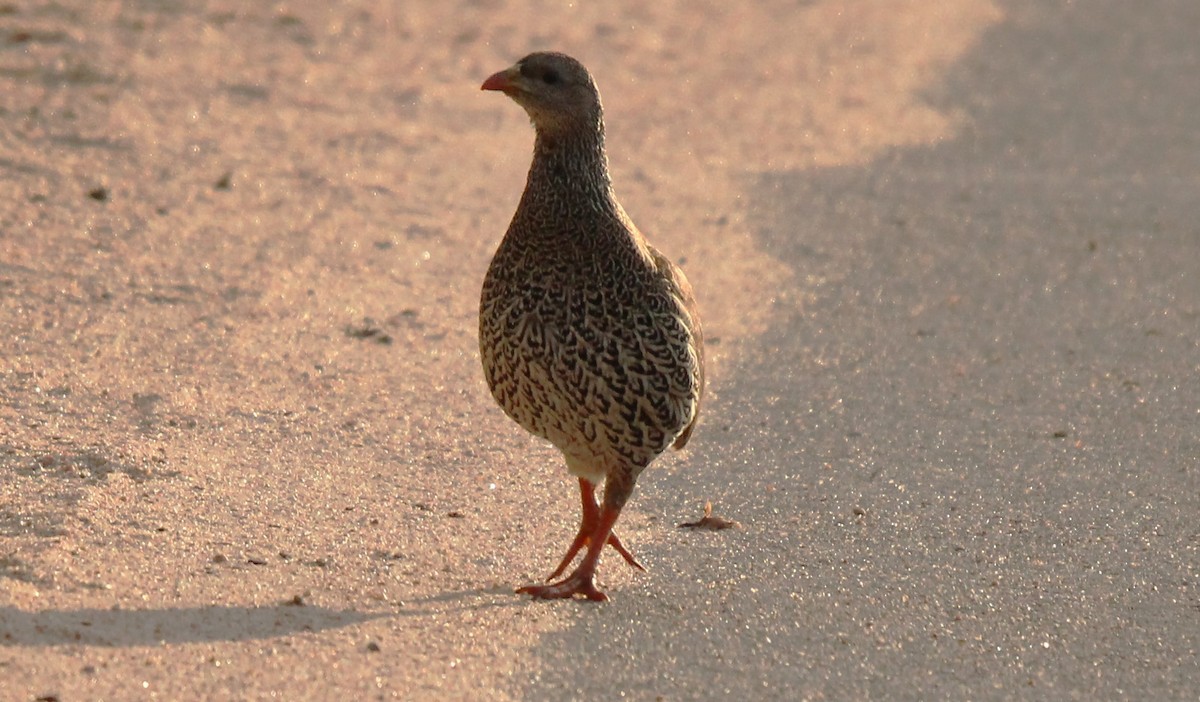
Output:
[2,1,1197,699]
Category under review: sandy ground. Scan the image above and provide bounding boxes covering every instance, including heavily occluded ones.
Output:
[2,0,1197,699]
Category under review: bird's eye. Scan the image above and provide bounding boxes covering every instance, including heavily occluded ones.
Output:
[542,69,560,85]
[518,63,533,78]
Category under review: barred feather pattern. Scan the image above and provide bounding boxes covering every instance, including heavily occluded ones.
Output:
[480,93,703,500]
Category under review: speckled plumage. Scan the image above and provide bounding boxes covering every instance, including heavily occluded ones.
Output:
[480,52,704,601]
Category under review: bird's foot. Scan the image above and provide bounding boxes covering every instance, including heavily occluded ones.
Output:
[605,531,646,573]
[517,570,608,602]
[546,528,645,581]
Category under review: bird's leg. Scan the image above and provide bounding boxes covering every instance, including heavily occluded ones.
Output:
[545,477,644,582]
[518,500,626,602]
[519,473,637,602]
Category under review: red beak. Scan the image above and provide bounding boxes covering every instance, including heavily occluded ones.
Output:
[481,68,517,92]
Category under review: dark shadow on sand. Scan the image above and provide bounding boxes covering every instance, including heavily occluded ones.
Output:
[0,604,386,647]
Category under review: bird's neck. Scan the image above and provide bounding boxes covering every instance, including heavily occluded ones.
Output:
[522,120,617,215]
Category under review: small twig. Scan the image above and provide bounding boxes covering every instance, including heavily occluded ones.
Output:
[678,501,738,530]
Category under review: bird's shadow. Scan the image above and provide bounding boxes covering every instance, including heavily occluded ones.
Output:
[397,584,534,615]
[0,604,386,647]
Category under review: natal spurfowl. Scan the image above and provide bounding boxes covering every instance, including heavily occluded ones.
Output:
[479,52,704,601]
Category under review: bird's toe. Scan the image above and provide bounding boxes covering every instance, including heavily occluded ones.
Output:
[517,572,609,602]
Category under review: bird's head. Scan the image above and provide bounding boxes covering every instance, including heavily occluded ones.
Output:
[481,52,603,136]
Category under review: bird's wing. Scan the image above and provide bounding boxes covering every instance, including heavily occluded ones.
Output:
[646,246,705,450]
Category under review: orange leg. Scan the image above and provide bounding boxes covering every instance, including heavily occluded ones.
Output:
[518,495,627,602]
[544,478,644,582]
[520,475,643,602]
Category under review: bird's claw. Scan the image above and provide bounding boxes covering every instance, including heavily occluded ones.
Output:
[518,571,608,602]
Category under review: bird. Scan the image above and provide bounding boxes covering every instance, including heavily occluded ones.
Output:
[479,52,705,601]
